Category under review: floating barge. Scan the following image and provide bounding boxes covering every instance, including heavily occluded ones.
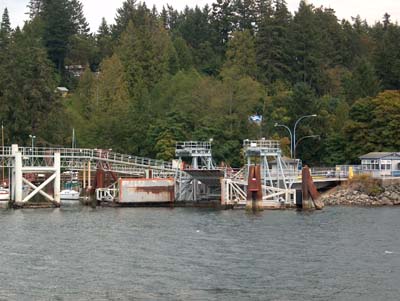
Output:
[97,178,175,205]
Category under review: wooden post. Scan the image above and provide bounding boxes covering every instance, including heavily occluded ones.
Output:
[88,161,91,189]
[83,162,86,189]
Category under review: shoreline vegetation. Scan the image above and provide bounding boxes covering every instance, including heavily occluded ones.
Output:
[0,1,399,167]
[320,175,400,206]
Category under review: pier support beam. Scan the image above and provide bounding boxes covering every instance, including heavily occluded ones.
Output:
[301,166,324,210]
[246,165,263,211]
[54,153,61,205]
[14,152,23,203]
[9,145,61,207]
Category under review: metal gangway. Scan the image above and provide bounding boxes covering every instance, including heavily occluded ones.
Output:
[222,139,298,208]
[0,145,179,205]
[0,145,177,177]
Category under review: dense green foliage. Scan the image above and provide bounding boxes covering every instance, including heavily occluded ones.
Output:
[1,0,400,166]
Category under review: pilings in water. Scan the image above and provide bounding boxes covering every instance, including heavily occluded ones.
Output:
[301,166,324,210]
[246,165,263,211]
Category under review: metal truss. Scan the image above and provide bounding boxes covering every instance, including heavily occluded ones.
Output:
[0,146,177,177]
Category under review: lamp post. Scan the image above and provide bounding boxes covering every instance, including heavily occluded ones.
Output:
[274,123,293,158]
[294,135,320,158]
[29,134,36,165]
[274,114,317,159]
[293,114,317,158]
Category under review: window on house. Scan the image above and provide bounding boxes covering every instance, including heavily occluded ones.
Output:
[381,160,391,170]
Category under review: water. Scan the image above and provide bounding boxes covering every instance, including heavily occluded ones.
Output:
[1,205,400,301]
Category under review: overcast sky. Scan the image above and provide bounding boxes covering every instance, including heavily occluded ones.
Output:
[1,0,399,31]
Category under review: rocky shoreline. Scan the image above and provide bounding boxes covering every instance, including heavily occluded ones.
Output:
[321,184,400,206]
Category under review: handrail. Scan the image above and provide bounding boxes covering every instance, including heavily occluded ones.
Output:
[0,146,175,171]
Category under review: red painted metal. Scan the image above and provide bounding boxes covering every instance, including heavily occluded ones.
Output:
[94,149,118,189]
[247,165,262,201]
[302,166,324,209]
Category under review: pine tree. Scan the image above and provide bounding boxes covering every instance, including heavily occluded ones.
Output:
[373,21,400,90]
[112,0,137,40]
[69,0,90,35]
[290,1,325,93]
[212,0,234,51]
[256,0,292,83]
[0,8,12,47]
[175,6,220,74]
[116,16,174,99]
[224,30,257,78]
[161,6,168,29]
[96,18,113,62]
[41,0,75,71]
[233,0,257,32]
[383,13,390,30]
[27,0,43,19]
[173,37,193,70]
[343,58,381,102]
[0,21,59,143]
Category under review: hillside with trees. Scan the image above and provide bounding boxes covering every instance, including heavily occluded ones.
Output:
[0,0,399,167]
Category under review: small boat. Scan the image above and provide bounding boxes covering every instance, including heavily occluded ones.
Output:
[60,189,80,200]
[0,187,9,200]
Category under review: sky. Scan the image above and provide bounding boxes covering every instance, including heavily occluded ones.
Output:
[0,0,399,31]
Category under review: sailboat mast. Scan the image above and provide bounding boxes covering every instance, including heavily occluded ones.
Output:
[1,122,4,185]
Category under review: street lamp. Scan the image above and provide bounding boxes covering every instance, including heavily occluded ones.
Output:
[274,114,317,158]
[293,114,317,158]
[294,135,320,158]
[274,123,293,158]
[29,134,36,164]
[29,134,36,149]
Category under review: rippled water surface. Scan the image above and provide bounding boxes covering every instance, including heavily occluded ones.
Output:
[1,205,400,300]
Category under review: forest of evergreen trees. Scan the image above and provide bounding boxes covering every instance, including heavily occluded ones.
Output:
[0,0,399,167]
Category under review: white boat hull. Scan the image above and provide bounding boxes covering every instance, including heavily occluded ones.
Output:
[60,190,80,200]
[0,188,9,201]
[0,194,9,201]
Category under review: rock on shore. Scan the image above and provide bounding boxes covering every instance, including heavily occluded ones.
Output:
[321,184,400,206]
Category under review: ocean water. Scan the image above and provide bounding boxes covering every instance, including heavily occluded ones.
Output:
[1,205,400,300]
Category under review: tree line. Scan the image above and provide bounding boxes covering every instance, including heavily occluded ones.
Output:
[0,0,399,167]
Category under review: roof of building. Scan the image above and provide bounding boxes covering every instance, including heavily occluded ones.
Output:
[359,152,400,160]
[56,87,69,92]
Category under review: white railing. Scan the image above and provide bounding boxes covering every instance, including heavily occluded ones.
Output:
[96,188,118,202]
[243,139,281,152]
[0,146,175,171]
[176,141,212,151]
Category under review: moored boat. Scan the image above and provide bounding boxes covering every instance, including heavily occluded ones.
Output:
[60,189,80,200]
[0,187,9,200]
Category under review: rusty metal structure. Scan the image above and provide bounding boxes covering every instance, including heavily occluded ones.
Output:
[301,166,324,209]
[118,178,175,204]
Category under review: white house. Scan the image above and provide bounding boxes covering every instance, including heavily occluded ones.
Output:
[359,152,400,177]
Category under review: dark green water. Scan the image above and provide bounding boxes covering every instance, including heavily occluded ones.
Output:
[1,205,400,300]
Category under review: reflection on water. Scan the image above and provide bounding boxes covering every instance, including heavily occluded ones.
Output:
[1,205,400,300]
